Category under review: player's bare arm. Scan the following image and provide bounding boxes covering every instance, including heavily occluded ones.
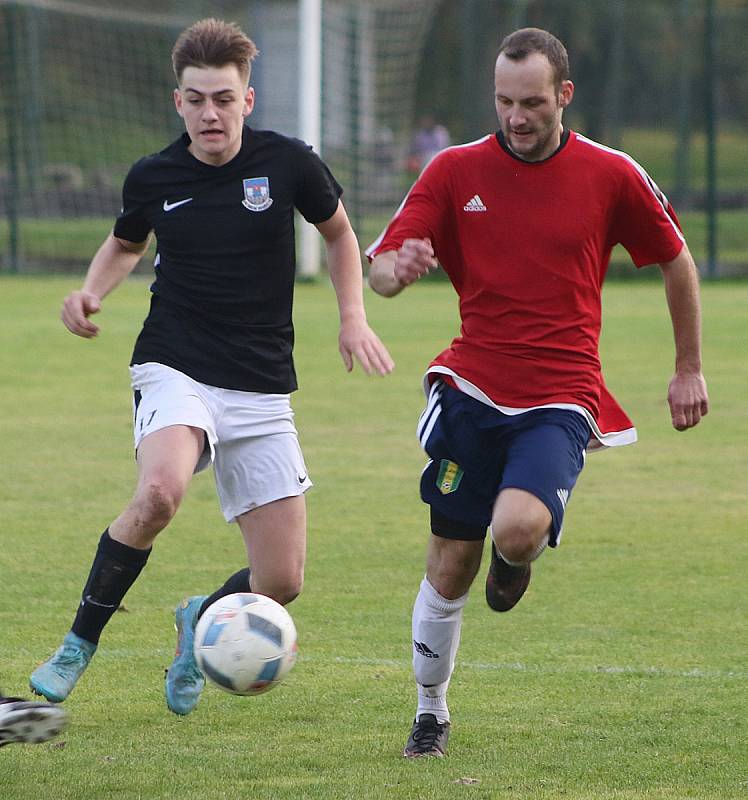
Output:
[316,203,394,376]
[659,244,709,431]
[369,238,437,297]
[61,233,149,338]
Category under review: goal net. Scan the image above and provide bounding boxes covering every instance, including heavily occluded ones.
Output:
[0,0,439,273]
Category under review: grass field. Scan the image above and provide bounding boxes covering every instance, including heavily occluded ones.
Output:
[0,209,748,278]
[2,206,747,276]
[0,277,745,799]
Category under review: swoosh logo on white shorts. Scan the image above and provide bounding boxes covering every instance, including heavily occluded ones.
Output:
[163,197,193,212]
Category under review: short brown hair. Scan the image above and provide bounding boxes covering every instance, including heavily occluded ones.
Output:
[171,18,258,85]
[497,28,569,90]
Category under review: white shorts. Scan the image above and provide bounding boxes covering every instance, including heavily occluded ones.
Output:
[129,363,312,523]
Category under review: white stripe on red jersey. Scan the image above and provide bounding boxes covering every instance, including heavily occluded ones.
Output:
[368,130,685,449]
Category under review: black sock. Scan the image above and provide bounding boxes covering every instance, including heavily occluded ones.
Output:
[71,529,151,645]
[198,568,251,620]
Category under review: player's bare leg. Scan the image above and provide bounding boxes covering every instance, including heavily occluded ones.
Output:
[110,424,205,548]
[165,495,306,715]
[486,488,551,612]
[237,495,306,606]
[425,536,483,600]
[31,426,203,703]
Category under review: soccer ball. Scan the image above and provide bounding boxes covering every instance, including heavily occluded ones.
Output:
[193,592,298,696]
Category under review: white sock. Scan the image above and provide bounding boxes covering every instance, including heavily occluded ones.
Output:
[530,532,550,562]
[493,528,550,566]
[417,680,451,724]
[411,576,468,724]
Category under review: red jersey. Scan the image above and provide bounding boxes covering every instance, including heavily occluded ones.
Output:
[367,131,684,449]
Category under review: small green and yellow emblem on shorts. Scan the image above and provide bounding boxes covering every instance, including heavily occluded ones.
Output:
[437,459,464,495]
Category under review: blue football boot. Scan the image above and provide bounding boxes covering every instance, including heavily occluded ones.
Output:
[29,632,97,703]
[165,596,206,715]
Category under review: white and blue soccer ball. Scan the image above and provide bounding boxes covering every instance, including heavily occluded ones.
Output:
[193,592,298,696]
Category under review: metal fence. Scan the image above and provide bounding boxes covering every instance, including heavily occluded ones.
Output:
[1,0,746,276]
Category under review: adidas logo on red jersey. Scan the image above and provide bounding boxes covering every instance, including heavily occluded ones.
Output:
[463,194,487,212]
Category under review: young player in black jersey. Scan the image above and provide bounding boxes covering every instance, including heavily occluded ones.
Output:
[30,18,393,716]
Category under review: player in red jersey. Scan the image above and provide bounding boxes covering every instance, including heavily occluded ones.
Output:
[368,28,709,758]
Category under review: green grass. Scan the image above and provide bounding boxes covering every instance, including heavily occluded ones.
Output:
[6,207,745,276]
[0,218,158,268]
[671,209,748,268]
[0,277,745,799]
[1,124,747,273]
[620,127,748,195]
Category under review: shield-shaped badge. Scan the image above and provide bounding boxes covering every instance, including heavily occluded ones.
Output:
[436,459,464,495]
[242,177,273,212]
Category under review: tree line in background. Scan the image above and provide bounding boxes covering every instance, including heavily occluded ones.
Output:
[412,0,746,205]
[1,0,745,274]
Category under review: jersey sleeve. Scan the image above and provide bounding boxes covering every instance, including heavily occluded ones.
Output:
[365,152,450,259]
[293,144,343,224]
[610,161,685,268]
[112,160,153,244]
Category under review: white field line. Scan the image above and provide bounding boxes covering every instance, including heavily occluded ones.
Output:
[10,648,745,680]
[328,656,745,680]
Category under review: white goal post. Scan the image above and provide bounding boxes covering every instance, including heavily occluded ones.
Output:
[299,0,440,278]
[297,0,322,278]
[0,0,440,275]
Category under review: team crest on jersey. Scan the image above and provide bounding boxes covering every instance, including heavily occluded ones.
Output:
[242,177,273,212]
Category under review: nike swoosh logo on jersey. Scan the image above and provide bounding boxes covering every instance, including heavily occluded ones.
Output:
[163,197,193,212]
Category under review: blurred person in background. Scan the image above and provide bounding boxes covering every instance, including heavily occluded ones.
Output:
[407,113,450,173]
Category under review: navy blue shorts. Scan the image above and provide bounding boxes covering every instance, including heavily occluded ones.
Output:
[418,382,590,546]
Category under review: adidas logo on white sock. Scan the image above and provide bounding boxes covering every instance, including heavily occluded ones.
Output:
[463,194,487,212]
[414,640,440,658]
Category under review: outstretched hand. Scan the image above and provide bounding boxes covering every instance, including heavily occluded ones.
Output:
[667,371,709,431]
[339,318,395,376]
[61,290,102,338]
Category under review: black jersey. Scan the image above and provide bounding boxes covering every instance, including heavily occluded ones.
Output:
[113,126,342,392]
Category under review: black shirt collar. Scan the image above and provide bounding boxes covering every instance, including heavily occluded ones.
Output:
[496,127,571,164]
